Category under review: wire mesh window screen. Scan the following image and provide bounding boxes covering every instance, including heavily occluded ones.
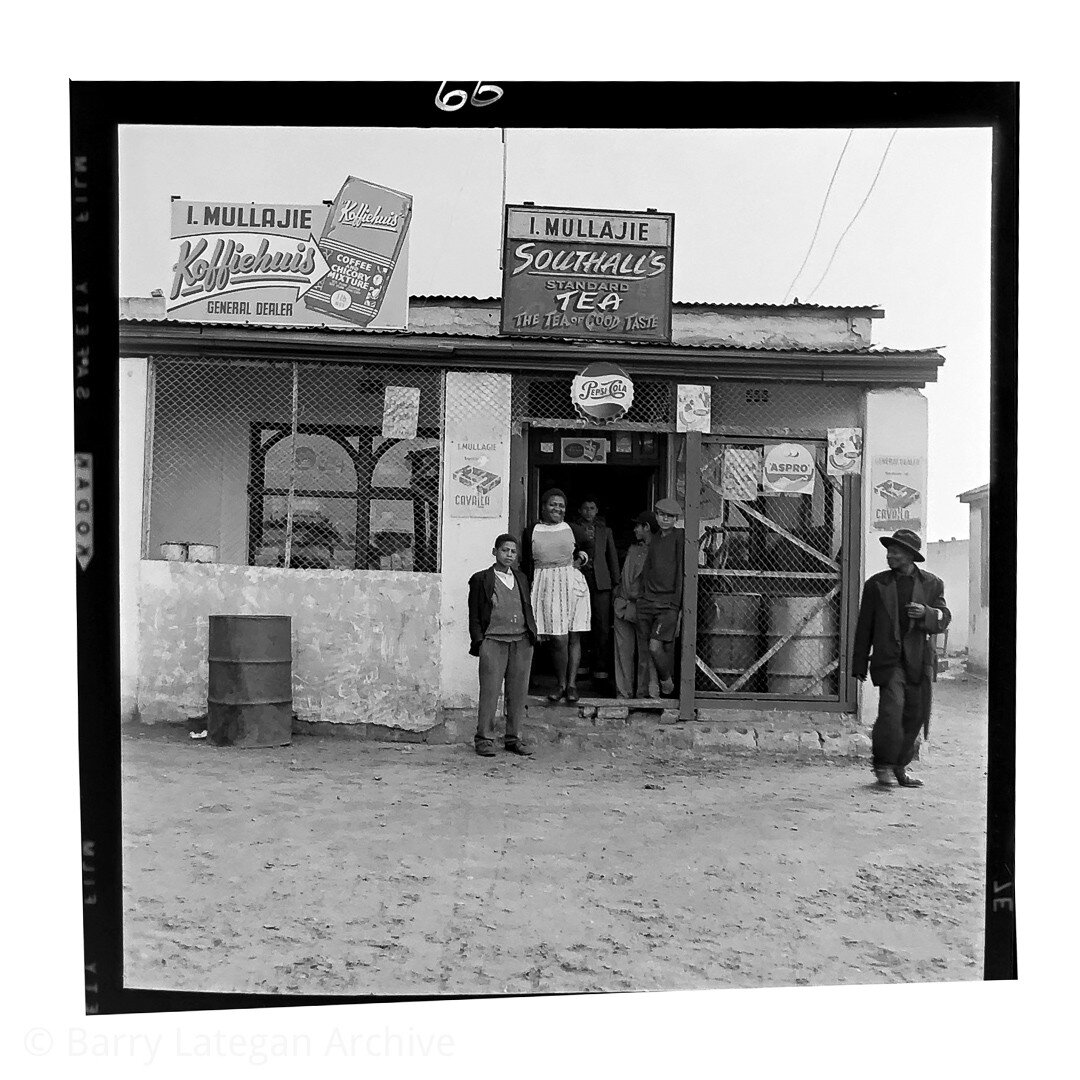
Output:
[710,381,861,438]
[146,358,443,571]
[692,437,846,701]
[512,373,673,429]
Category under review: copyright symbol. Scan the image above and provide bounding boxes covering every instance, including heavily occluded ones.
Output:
[25,1028,53,1055]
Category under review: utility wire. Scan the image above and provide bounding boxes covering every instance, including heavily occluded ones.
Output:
[806,129,898,303]
[782,129,853,304]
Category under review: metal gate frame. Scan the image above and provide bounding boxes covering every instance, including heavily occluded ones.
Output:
[677,431,861,718]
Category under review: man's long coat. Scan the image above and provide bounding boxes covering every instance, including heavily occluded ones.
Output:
[852,567,951,686]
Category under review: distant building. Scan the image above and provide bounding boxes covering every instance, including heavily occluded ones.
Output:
[925,538,969,654]
[958,483,990,674]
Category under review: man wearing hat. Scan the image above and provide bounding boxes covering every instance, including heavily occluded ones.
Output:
[852,529,951,788]
[636,497,685,698]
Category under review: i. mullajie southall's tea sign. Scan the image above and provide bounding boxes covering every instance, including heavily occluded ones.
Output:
[500,204,674,344]
[166,176,412,329]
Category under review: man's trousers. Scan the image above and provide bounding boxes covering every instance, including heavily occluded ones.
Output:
[871,668,932,771]
[613,615,658,698]
[476,636,534,748]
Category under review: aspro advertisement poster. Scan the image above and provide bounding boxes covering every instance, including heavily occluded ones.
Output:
[870,454,925,534]
[166,176,411,328]
[500,204,674,343]
[761,442,817,496]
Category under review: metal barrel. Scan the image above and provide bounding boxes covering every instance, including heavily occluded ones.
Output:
[765,596,837,695]
[207,615,293,748]
[698,591,761,674]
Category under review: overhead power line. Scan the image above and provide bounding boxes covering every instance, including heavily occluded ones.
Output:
[806,129,899,303]
[782,129,853,304]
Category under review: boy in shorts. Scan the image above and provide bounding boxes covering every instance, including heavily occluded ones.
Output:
[635,498,684,697]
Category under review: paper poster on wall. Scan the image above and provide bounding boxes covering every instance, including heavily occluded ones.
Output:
[719,446,761,500]
[448,436,505,517]
[677,384,712,433]
[762,442,816,496]
[827,427,863,476]
[560,437,608,464]
[870,455,924,533]
[381,386,420,440]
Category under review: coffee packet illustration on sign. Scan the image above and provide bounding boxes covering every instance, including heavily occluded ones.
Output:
[304,176,412,327]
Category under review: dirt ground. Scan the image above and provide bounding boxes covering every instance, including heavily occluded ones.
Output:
[122,676,987,995]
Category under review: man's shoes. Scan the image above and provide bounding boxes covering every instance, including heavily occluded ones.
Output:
[475,743,497,757]
[874,767,896,787]
[505,742,533,756]
[895,768,924,788]
[566,686,580,703]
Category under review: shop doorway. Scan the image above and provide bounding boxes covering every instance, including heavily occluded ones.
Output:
[526,428,668,697]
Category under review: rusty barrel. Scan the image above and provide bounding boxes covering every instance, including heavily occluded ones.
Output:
[698,591,761,674]
[208,615,293,747]
[765,596,837,695]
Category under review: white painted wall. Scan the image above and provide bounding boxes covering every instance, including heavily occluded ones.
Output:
[120,357,149,721]
[857,388,930,726]
[925,538,969,654]
[438,372,513,708]
[967,500,990,673]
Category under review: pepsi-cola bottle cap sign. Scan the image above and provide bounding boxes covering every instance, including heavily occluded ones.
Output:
[570,362,635,423]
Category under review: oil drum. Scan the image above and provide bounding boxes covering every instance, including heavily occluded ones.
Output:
[765,596,837,696]
[697,591,761,675]
[207,615,293,747]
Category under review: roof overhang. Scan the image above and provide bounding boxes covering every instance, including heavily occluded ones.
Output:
[119,321,945,388]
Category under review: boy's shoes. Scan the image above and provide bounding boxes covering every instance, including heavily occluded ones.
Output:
[475,743,497,757]
[566,686,580,703]
[505,742,533,756]
[547,688,567,703]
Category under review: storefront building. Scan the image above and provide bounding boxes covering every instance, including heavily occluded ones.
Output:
[119,293,943,746]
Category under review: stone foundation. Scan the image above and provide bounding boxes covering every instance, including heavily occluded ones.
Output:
[175,701,875,761]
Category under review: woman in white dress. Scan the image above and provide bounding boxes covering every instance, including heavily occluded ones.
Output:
[521,488,591,703]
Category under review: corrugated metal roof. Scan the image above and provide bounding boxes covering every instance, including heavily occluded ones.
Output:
[957,483,990,502]
[118,316,938,356]
[409,294,884,313]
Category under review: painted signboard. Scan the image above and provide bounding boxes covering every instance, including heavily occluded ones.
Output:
[500,204,674,343]
[870,454,924,534]
[166,177,411,328]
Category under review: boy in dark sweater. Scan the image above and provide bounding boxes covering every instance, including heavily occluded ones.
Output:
[635,497,685,697]
[467,534,539,757]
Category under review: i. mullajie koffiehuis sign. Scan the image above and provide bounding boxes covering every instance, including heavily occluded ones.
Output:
[500,204,674,343]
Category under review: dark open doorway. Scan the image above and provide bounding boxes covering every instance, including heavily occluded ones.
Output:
[526,429,668,697]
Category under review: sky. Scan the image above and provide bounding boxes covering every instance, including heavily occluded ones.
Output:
[120,125,991,541]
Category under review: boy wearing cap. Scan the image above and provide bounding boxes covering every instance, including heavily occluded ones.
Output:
[636,497,685,697]
[613,511,660,699]
[468,534,538,758]
[852,528,951,788]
